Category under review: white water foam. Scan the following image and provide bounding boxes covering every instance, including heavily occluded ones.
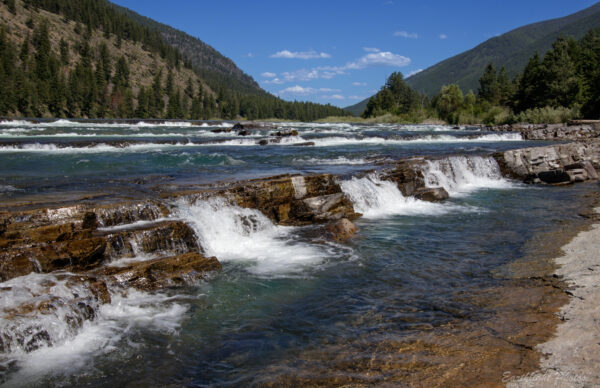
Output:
[0,185,21,193]
[422,156,515,197]
[340,175,458,218]
[0,119,233,129]
[311,133,521,147]
[292,156,369,165]
[0,142,200,153]
[0,273,190,386]
[177,197,328,276]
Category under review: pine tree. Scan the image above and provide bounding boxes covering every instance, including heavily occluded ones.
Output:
[113,56,129,88]
[541,37,581,108]
[477,63,500,104]
[5,0,16,14]
[579,28,600,118]
[19,35,29,63]
[515,53,545,112]
[497,66,514,105]
[59,38,69,65]
[165,69,174,97]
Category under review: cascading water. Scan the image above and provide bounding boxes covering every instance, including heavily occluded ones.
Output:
[0,273,190,387]
[176,197,329,276]
[423,156,514,197]
[339,174,455,218]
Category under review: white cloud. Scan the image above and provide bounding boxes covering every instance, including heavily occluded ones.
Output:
[278,86,340,95]
[279,85,314,95]
[406,69,423,77]
[349,95,363,100]
[268,51,410,85]
[322,94,346,100]
[394,31,418,39]
[263,78,284,85]
[352,82,367,86]
[270,50,331,59]
[363,47,381,53]
[261,72,277,78]
[345,52,411,70]
[439,34,447,39]
[244,53,254,58]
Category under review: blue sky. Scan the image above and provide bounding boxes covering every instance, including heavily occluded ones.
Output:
[112,0,598,107]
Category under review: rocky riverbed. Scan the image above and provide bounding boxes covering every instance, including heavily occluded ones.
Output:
[1,119,599,386]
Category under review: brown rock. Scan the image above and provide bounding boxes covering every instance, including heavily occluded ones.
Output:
[382,159,427,197]
[82,212,98,230]
[229,174,358,225]
[38,237,107,273]
[97,253,221,291]
[0,253,38,282]
[271,130,299,137]
[326,218,358,241]
[414,187,450,202]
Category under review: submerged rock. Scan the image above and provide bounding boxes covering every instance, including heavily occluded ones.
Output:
[271,129,299,137]
[325,218,358,242]
[232,122,276,131]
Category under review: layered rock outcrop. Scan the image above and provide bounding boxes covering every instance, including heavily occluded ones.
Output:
[494,142,600,184]
[215,173,361,225]
[486,120,600,141]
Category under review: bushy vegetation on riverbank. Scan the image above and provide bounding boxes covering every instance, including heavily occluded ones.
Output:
[361,28,600,125]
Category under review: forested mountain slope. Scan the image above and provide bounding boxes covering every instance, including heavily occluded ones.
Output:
[0,0,348,120]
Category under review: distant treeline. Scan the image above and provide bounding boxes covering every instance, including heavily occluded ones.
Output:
[363,28,600,124]
[0,0,349,121]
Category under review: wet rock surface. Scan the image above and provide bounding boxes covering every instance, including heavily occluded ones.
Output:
[1,141,599,373]
[494,141,600,184]
[225,173,360,225]
[96,253,221,292]
[325,218,358,241]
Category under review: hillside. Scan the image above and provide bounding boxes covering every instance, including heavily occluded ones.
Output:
[111,4,265,96]
[0,0,207,118]
[346,2,600,116]
[406,2,600,96]
[0,0,349,120]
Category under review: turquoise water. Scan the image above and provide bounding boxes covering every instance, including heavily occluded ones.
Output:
[0,120,590,386]
[0,120,534,200]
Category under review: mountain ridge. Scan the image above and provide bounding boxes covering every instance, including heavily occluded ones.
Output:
[345,2,600,116]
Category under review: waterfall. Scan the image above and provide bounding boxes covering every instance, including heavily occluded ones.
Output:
[176,197,328,276]
[422,156,512,197]
[339,175,453,218]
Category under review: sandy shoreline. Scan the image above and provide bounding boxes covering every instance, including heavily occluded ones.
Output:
[509,209,600,387]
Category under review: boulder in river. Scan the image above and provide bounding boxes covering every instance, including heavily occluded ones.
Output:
[325,218,358,241]
[414,187,450,202]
